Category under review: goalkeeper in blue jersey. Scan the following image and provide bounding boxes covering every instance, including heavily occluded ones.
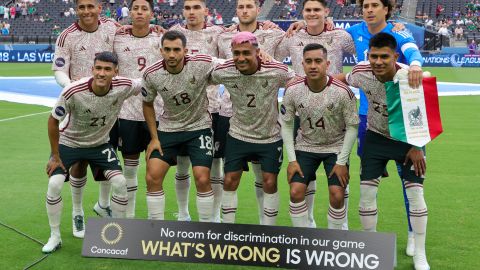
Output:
[347,0,424,261]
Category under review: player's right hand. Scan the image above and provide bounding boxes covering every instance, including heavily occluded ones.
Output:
[145,139,163,161]
[46,155,66,177]
[287,161,304,183]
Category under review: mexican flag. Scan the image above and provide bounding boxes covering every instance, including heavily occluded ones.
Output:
[385,76,443,147]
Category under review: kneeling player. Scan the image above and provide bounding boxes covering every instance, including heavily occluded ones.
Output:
[337,33,429,270]
[43,52,141,253]
[280,44,358,229]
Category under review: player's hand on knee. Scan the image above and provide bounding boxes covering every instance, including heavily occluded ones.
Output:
[46,154,66,177]
[286,20,306,37]
[287,161,304,184]
[146,139,163,161]
[404,147,426,176]
[408,65,423,89]
[329,164,349,188]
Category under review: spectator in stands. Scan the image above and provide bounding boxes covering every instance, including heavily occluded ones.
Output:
[0,5,4,18]
[1,22,9,35]
[121,4,129,23]
[3,6,8,20]
[468,40,478,54]
[69,7,75,16]
[231,14,239,24]
[64,9,71,17]
[28,4,36,16]
[10,5,16,19]
[52,24,61,36]
[105,7,112,18]
[214,12,223,25]
[109,0,115,8]
[424,16,433,29]
[435,4,444,19]
[116,5,122,21]
[21,4,27,18]
[438,25,449,36]
[454,25,464,40]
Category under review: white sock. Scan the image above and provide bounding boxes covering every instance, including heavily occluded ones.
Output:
[221,190,237,223]
[305,181,317,228]
[69,175,86,216]
[359,179,380,232]
[328,205,347,230]
[146,190,165,220]
[263,192,279,225]
[210,158,224,222]
[124,159,139,218]
[98,180,111,208]
[175,156,191,219]
[405,182,428,255]
[197,190,214,222]
[106,171,128,218]
[342,184,350,230]
[46,174,66,238]
[251,163,264,224]
[289,200,308,227]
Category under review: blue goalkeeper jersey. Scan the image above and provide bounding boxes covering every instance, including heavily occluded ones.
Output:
[346,22,423,115]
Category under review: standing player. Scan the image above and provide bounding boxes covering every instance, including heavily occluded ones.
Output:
[51,0,118,238]
[275,0,356,229]
[43,52,141,253]
[113,0,163,218]
[168,0,225,222]
[212,32,295,225]
[338,33,429,270]
[280,43,358,229]
[217,0,285,225]
[346,0,424,255]
[142,31,221,222]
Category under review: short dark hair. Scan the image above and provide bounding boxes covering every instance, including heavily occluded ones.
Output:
[129,0,154,11]
[303,0,328,8]
[94,51,118,66]
[236,0,261,7]
[357,0,394,20]
[75,0,101,5]
[369,32,397,50]
[161,30,187,47]
[303,43,328,57]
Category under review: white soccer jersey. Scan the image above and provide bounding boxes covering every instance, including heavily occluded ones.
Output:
[170,23,225,113]
[52,18,117,81]
[114,27,164,121]
[212,60,295,143]
[281,76,359,153]
[52,76,142,148]
[346,61,409,138]
[276,27,356,75]
[217,22,285,117]
[142,54,221,132]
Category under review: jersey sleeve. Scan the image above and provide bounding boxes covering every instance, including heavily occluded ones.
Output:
[281,67,297,86]
[126,78,142,98]
[340,30,356,55]
[346,63,368,88]
[279,87,296,123]
[142,74,157,103]
[52,34,71,76]
[51,92,70,122]
[395,30,424,67]
[341,91,360,127]
[274,36,291,62]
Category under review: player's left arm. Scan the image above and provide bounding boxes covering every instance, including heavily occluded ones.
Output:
[397,31,424,88]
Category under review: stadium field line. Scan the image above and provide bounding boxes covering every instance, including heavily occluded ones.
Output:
[0,111,50,122]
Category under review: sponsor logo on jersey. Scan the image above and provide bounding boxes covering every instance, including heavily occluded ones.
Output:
[84,109,92,114]
[55,106,66,117]
[124,47,131,52]
[232,84,239,89]
[79,46,87,51]
[141,87,148,97]
[297,42,304,47]
[280,104,286,115]
[357,36,363,42]
[161,87,168,92]
[298,103,304,109]
[55,57,66,67]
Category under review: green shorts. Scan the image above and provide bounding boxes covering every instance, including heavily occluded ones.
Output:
[361,130,425,184]
[52,144,122,179]
[150,128,213,168]
[224,135,283,174]
[214,115,230,158]
[118,119,157,155]
[291,151,343,186]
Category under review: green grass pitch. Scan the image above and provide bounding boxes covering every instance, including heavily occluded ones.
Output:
[0,64,479,269]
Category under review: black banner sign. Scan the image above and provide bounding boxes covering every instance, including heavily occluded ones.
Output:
[82,218,396,269]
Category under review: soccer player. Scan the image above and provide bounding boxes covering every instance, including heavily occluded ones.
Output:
[217,0,285,225]
[113,0,163,218]
[212,32,295,225]
[142,30,221,222]
[346,0,424,255]
[51,0,118,238]
[275,0,356,229]
[280,43,359,229]
[168,0,225,222]
[338,33,429,270]
[43,52,141,253]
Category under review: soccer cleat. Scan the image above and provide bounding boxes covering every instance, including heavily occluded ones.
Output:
[413,253,430,270]
[308,219,317,228]
[42,236,62,253]
[93,202,112,218]
[177,214,192,222]
[406,232,415,257]
[72,215,85,238]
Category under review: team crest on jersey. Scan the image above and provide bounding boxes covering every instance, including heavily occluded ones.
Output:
[190,76,196,84]
[55,106,66,117]
[327,37,333,46]
[262,80,268,88]
[55,58,65,67]
[207,37,213,44]
[112,98,118,106]
[327,103,334,111]
[257,36,265,45]
[280,104,286,115]
[141,87,148,97]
